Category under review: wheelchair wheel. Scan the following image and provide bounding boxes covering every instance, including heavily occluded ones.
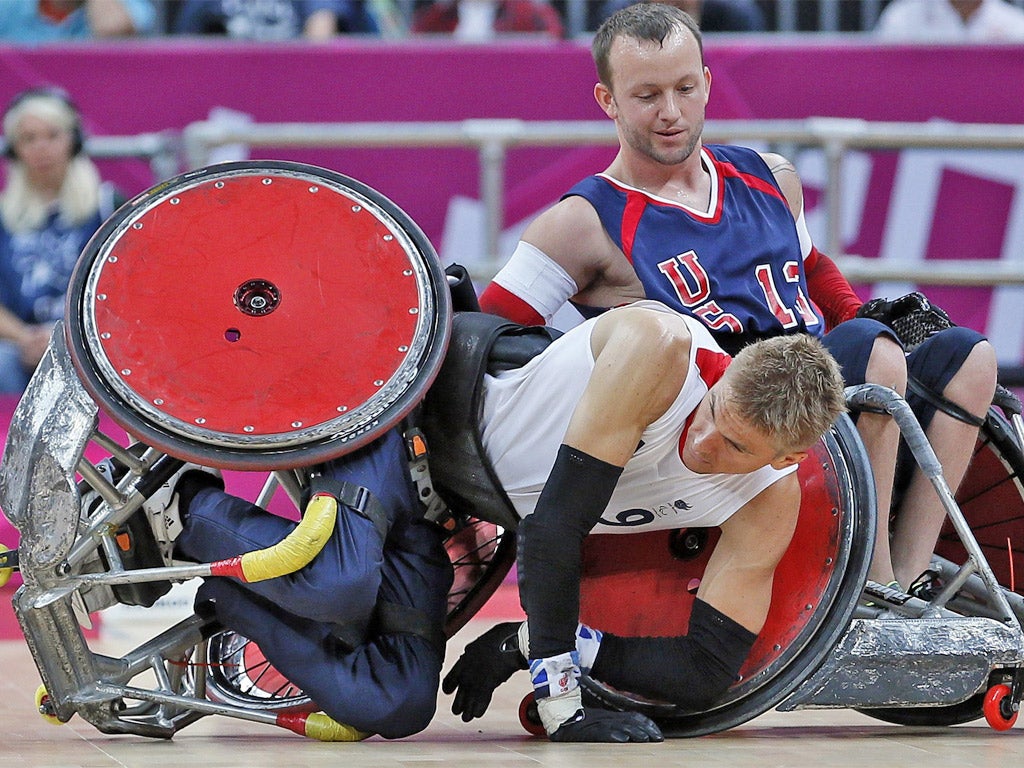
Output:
[203,628,314,713]
[65,160,451,471]
[858,406,1024,728]
[938,408,1024,593]
[442,517,516,638]
[577,413,875,737]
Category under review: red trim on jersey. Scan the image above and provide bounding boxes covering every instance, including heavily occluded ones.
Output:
[479,282,546,325]
[620,191,648,263]
[717,160,787,204]
[679,412,696,458]
[598,170,718,225]
[695,347,732,388]
[677,347,732,461]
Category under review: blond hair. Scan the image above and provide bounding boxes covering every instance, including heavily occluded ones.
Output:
[1,92,101,234]
[727,334,847,454]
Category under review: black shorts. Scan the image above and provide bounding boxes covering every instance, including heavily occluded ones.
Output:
[823,317,987,510]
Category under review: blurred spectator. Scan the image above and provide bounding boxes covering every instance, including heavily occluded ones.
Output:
[0,0,156,42]
[412,0,564,39]
[172,0,384,38]
[875,0,1024,41]
[597,0,765,32]
[0,88,124,394]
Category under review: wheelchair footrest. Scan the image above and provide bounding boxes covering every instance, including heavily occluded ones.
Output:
[778,617,1024,710]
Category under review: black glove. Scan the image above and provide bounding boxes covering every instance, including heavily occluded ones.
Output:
[856,291,953,352]
[442,621,527,721]
[549,707,664,743]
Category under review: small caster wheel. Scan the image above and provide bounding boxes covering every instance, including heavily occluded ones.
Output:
[35,684,62,726]
[518,692,546,737]
[0,543,13,587]
[983,684,1018,731]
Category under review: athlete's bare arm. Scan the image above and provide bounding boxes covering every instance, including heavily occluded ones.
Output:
[697,472,801,633]
[521,196,646,310]
[561,305,691,467]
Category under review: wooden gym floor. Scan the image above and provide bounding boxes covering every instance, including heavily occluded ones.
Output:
[4,583,1024,768]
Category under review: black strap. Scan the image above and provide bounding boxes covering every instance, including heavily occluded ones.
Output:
[907,376,986,428]
[375,601,446,654]
[310,476,390,542]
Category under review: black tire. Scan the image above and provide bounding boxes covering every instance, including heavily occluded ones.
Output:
[859,694,984,727]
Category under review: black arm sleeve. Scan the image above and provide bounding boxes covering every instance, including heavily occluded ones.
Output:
[517,444,623,660]
[589,598,757,712]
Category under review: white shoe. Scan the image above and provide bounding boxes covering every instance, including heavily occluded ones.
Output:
[142,462,223,564]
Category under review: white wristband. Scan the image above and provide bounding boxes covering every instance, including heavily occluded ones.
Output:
[518,622,603,674]
[492,240,578,322]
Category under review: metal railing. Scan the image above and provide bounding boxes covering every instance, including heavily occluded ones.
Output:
[0,132,182,185]
[182,116,1024,284]
[85,132,181,182]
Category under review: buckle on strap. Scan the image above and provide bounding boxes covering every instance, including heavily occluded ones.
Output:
[309,475,390,541]
[405,427,456,532]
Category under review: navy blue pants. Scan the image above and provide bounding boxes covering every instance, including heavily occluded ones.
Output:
[176,428,454,739]
[823,317,987,508]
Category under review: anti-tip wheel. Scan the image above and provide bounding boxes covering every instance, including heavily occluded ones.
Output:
[518,692,546,737]
[35,684,62,726]
[0,543,12,587]
[983,684,1018,731]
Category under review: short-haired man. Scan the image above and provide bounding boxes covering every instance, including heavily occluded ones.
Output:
[478,1,997,595]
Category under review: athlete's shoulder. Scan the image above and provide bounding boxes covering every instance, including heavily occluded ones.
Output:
[526,193,604,243]
[563,173,622,204]
[614,300,720,349]
[704,143,767,167]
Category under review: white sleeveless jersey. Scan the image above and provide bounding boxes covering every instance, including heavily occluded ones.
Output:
[479,300,796,533]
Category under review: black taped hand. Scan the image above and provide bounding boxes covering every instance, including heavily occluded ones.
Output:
[442,622,527,722]
[549,708,664,743]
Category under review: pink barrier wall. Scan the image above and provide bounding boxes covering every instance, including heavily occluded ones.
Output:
[3,40,1022,363]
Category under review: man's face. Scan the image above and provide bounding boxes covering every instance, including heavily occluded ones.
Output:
[596,29,711,167]
[681,384,796,475]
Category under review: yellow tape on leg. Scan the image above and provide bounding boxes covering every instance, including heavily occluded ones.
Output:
[211,494,337,582]
[276,711,371,741]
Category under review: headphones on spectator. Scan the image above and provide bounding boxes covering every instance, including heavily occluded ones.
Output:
[3,86,84,160]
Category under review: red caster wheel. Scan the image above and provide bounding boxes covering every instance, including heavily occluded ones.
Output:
[983,684,1018,731]
[518,692,546,737]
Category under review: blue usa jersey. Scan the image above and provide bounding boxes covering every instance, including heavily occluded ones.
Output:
[565,144,823,355]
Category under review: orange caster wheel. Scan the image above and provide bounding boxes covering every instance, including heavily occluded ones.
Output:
[518,692,546,737]
[983,684,1018,731]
